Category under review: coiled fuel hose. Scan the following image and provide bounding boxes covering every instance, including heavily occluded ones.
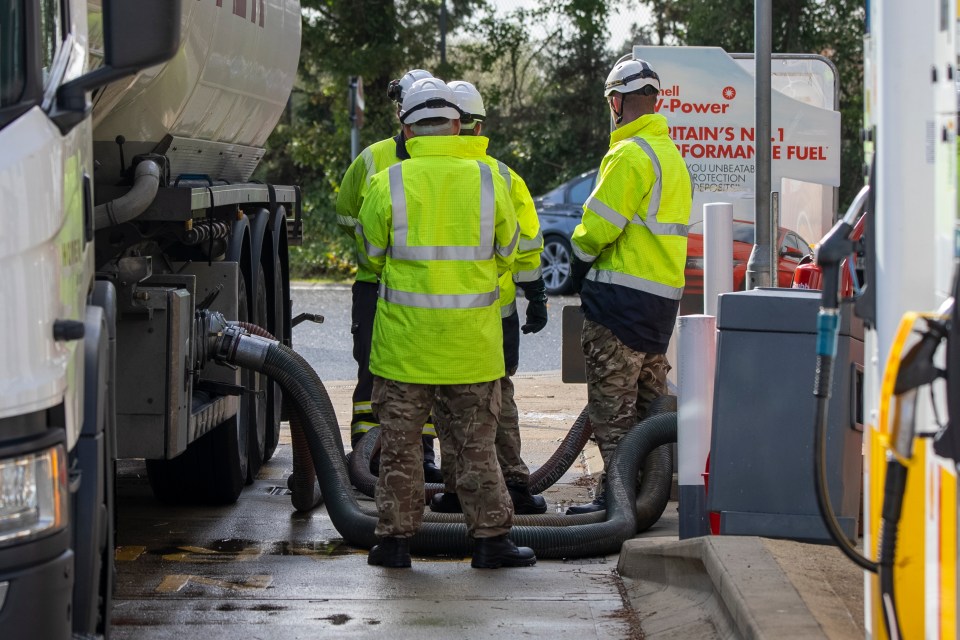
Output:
[211,325,677,558]
[349,402,674,531]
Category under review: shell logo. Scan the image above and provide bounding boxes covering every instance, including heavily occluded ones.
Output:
[722,86,737,100]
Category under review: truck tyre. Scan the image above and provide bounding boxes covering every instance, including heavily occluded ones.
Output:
[263,245,285,462]
[146,270,251,504]
[246,263,269,482]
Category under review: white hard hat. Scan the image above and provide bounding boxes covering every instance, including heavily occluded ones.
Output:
[399,78,463,124]
[388,69,434,104]
[447,80,486,129]
[604,59,660,97]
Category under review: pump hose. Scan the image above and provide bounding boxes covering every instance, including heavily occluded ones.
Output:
[222,332,677,557]
[878,460,907,640]
[349,399,674,531]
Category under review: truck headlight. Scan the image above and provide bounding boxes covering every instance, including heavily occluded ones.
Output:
[0,445,67,545]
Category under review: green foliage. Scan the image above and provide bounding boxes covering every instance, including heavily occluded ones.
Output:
[259,0,867,278]
[640,0,866,210]
[258,0,487,279]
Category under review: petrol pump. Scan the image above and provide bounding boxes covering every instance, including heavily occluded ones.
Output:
[814,0,959,636]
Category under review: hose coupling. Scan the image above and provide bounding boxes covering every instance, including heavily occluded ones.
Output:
[212,324,276,370]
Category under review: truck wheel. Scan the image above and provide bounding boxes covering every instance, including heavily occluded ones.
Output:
[146,270,251,504]
[263,248,284,462]
[246,264,269,482]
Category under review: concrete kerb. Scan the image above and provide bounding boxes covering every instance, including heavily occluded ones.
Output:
[617,536,828,640]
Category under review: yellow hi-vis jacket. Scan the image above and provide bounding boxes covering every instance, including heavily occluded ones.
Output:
[336,136,406,283]
[357,135,520,384]
[571,113,692,300]
[459,138,543,318]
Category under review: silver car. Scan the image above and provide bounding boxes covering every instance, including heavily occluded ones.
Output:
[534,169,598,295]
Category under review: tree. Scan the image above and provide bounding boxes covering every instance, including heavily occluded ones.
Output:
[257,0,486,278]
[455,0,618,194]
[636,0,866,210]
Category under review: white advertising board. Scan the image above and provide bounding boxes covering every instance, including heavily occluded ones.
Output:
[633,46,841,243]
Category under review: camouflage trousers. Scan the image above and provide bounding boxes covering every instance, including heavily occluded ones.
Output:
[372,376,513,539]
[581,320,670,485]
[438,368,530,491]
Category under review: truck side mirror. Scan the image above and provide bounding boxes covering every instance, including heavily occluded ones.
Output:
[52,0,181,133]
[102,0,180,72]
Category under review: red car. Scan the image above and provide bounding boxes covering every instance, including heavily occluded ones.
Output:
[791,212,866,297]
[680,220,810,315]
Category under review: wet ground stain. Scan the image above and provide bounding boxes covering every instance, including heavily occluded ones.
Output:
[148,538,352,561]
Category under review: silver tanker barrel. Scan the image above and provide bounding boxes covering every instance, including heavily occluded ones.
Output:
[87,0,301,185]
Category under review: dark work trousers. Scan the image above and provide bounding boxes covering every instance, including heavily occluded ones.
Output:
[350,280,437,462]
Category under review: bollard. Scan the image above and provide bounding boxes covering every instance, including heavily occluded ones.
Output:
[678,314,717,539]
[703,202,734,317]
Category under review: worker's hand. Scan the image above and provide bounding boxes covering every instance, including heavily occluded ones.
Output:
[570,256,592,294]
[521,277,549,334]
[522,299,549,334]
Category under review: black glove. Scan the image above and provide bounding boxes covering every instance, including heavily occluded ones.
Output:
[521,277,549,334]
[570,256,592,294]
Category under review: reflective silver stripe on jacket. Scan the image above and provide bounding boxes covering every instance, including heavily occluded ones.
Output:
[391,245,494,260]
[357,222,387,258]
[337,213,356,229]
[585,268,684,300]
[361,147,377,182]
[496,160,512,191]
[518,229,543,252]
[380,282,500,309]
[498,224,520,258]
[500,300,517,318]
[585,196,628,230]
[629,137,688,238]
[388,164,409,246]
[387,161,501,260]
[572,242,596,262]
[514,266,543,283]
[378,162,501,310]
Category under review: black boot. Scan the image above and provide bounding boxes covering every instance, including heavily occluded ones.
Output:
[367,537,411,568]
[429,492,463,513]
[506,484,548,515]
[471,535,537,569]
[422,436,443,484]
[565,494,606,515]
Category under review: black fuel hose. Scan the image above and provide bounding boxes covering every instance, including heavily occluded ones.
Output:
[349,397,675,531]
[353,432,672,529]
[878,460,906,640]
[348,406,595,502]
[218,330,677,558]
[234,322,321,512]
[528,407,594,495]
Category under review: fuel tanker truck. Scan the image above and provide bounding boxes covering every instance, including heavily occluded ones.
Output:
[0,0,303,636]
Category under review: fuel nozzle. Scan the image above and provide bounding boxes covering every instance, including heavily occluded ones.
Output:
[814,185,870,399]
[817,184,870,311]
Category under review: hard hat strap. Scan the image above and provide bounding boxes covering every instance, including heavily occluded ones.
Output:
[400,98,464,123]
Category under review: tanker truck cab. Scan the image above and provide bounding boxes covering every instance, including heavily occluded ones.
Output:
[0,2,179,638]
